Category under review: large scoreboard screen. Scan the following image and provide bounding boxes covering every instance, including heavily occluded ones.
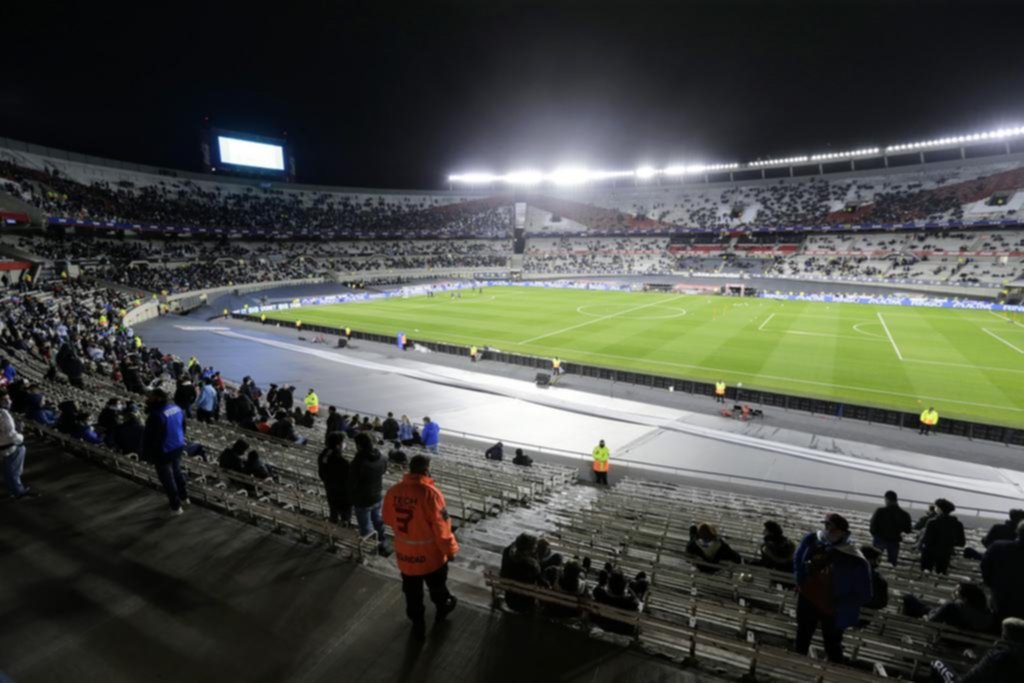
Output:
[203,128,293,179]
[217,136,285,171]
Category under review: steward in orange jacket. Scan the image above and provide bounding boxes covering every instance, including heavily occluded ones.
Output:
[383,455,459,633]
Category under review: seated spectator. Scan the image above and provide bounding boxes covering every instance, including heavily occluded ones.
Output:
[983,509,1024,547]
[751,520,796,572]
[686,522,742,572]
[931,617,1024,682]
[543,558,589,619]
[97,398,122,444]
[500,533,544,613]
[592,569,643,636]
[269,412,306,444]
[245,450,274,480]
[536,538,563,572]
[113,405,145,456]
[255,408,271,433]
[512,448,533,467]
[398,415,414,444]
[72,412,104,445]
[218,439,248,473]
[903,582,992,633]
[387,442,408,465]
[485,441,504,461]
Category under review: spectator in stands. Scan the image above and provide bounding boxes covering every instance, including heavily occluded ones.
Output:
[931,617,1024,683]
[269,412,306,445]
[382,454,459,639]
[752,520,796,572]
[500,533,544,613]
[592,569,643,636]
[485,441,504,461]
[218,439,248,473]
[903,582,992,633]
[0,389,32,498]
[113,404,144,456]
[915,503,937,531]
[25,384,56,426]
[870,490,913,566]
[387,442,408,465]
[793,513,872,664]
[920,498,966,575]
[859,546,889,612]
[318,431,351,526]
[421,416,440,454]
[350,432,387,554]
[543,558,589,619]
[195,379,217,423]
[277,385,294,411]
[71,412,104,445]
[97,398,122,445]
[244,450,274,480]
[536,538,563,572]
[325,406,343,439]
[983,509,1024,547]
[143,388,189,515]
[512,448,533,467]
[398,415,414,445]
[982,520,1024,622]
[686,522,742,572]
[381,412,400,442]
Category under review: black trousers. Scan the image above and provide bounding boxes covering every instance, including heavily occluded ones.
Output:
[401,563,452,623]
[921,550,951,575]
[594,471,608,485]
[795,596,845,663]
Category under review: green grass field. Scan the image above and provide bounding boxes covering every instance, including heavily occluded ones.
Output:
[264,286,1024,426]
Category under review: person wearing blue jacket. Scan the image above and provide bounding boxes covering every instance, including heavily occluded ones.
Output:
[144,388,189,515]
[793,512,872,663]
[421,416,440,454]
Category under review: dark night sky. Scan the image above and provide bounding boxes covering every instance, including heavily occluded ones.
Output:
[4,0,1024,189]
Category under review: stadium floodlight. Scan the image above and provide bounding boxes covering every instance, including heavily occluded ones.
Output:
[549,166,592,185]
[885,125,1024,153]
[809,147,881,162]
[749,155,810,168]
[635,166,658,179]
[505,170,544,185]
[448,172,499,184]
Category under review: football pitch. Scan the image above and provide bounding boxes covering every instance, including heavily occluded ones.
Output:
[264,286,1024,426]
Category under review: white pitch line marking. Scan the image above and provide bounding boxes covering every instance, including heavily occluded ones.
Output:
[757,313,776,331]
[982,327,1024,354]
[989,310,1024,329]
[518,296,674,345]
[852,322,886,339]
[876,313,904,361]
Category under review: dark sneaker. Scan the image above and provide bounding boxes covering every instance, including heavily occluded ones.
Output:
[435,596,458,623]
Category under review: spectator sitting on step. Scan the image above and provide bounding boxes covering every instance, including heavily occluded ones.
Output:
[751,520,797,572]
[930,617,1024,683]
[592,569,643,636]
[71,411,104,445]
[686,522,742,572]
[370,416,382,432]
[55,400,81,434]
[543,558,590,619]
[218,439,249,473]
[244,450,274,480]
[113,404,144,456]
[500,533,544,613]
[536,538,563,572]
[97,398,122,445]
[387,442,408,465]
[25,385,57,427]
[485,441,504,461]
[512,448,533,467]
[269,411,306,445]
[903,581,992,633]
[255,408,271,433]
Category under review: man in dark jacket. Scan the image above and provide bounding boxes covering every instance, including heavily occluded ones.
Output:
[350,432,387,554]
[982,509,1024,548]
[113,405,144,456]
[218,439,248,473]
[752,520,796,572]
[870,490,913,566]
[592,569,643,636]
[686,522,742,573]
[325,406,343,440]
[143,388,189,515]
[499,533,543,613]
[512,448,533,467]
[982,520,1024,622]
[318,432,351,525]
[174,379,197,418]
[921,498,966,575]
[931,617,1024,683]
[485,441,504,461]
[277,385,294,411]
[793,513,872,663]
[903,582,993,633]
[269,412,305,444]
[381,412,400,442]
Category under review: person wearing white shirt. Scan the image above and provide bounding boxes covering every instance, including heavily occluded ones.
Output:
[0,390,31,498]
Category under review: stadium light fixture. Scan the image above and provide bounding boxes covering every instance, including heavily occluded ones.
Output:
[635,166,658,179]
[549,166,592,185]
[885,126,1024,154]
[809,147,881,162]
[505,170,544,185]
[448,172,499,184]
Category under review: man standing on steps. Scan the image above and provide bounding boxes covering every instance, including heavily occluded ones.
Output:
[383,455,459,639]
[592,439,610,486]
[143,388,189,515]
